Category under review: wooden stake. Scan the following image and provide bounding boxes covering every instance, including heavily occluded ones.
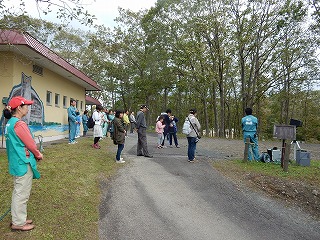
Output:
[283,142,290,172]
[243,137,250,162]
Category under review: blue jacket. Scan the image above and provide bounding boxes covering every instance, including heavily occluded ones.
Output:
[241,115,258,133]
[67,106,77,123]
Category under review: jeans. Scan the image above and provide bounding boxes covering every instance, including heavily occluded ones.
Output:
[169,132,178,146]
[187,137,197,160]
[116,144,124,160]
[157,133,164,146]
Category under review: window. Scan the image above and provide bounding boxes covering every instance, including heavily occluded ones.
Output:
[55,93,60,107]
[63,96,67,108]
[33,65,43,76]
[46,91,52,105]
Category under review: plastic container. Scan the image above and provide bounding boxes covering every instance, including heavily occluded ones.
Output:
[296,150,311,167]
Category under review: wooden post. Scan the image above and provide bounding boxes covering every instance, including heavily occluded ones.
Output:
[243,137,250,162]
[281,139,286,168]
[283,142,290,172]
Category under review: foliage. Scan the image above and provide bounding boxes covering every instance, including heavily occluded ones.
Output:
[1,0,320,141]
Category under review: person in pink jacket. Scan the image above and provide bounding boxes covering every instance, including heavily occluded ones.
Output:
[155,116,166,149]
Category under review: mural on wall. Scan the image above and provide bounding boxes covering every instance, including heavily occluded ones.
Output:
[1,72,69,138]
[10,72,44,125]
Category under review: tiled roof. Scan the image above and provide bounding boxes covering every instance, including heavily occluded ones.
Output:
[0,30,101,91]
[85,95,102,105]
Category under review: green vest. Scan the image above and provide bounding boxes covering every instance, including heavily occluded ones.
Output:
[5,117,40,179]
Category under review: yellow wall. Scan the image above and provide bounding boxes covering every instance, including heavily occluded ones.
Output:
[1,51,87,141]
[11,54,85,125]
[0,52,15,103]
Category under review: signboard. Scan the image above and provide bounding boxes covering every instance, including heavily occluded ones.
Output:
[273,125,296,140]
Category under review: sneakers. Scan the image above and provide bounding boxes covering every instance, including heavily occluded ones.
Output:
[157,145,162,149]
[188,159,195,163]
[116,158,125,163]
[176,145,180,148]
[92,143,101,149]
[68,141,76,144]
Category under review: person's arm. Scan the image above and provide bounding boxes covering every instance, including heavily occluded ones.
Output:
[195,118,201,131]
[135,112,142,128]
[15,121,43,160]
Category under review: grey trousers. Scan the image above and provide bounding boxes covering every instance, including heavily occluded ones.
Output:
[137,127,150,156]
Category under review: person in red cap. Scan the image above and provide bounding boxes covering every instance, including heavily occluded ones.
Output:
[3,96,43,231]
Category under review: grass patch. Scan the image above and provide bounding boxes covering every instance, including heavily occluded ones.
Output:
[0,137,119,239]
[213,159,320,186]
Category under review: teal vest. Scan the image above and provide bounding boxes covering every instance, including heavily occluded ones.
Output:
[5,117,40,179]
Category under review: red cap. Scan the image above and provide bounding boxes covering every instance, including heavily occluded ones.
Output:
[8,96,34,109]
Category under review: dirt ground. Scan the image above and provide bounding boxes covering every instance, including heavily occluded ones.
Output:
[204,138,320,221]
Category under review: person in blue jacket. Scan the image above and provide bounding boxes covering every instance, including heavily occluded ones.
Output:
[241,107,260,161]
[67,99,78,144]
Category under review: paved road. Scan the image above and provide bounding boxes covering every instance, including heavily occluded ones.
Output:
[99,134,320,240]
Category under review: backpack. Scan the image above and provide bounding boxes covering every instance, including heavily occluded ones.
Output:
[87,116,95,129]
[182,117,192,135]
[260,152,271,163]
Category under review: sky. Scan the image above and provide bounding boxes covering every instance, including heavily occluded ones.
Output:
[81,0,157,28]
[4,0,157,29]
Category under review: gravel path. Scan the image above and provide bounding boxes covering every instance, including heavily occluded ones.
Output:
[98,134,320,240]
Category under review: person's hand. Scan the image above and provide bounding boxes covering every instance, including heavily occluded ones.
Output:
[37,153,43,161]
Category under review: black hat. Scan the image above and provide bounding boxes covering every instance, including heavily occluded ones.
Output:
[140,104,149,110]
[189,109,197,114]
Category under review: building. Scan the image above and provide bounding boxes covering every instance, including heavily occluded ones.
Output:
[0,30,101,147]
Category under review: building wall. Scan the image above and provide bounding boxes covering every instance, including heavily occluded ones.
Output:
[0,52,15,101]
[0,51,86,145]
